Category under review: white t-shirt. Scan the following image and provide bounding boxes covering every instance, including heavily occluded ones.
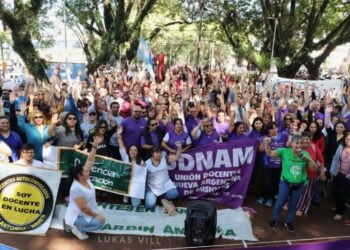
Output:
[14,159,45,168]
[145,155,175,196]
[64,179,99,227]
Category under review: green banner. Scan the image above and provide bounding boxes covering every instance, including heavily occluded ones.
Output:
[58,148,132,194]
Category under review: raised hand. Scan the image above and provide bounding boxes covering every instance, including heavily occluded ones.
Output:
[51,113,60,125]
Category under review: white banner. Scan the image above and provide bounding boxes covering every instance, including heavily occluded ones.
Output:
[0,163,62,235]
[275,77,344,98]
[50,203,257,241]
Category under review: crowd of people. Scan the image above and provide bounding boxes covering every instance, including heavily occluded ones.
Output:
[0,64,350,239]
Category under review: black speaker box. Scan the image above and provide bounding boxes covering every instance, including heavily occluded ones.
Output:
[184,200,217,246]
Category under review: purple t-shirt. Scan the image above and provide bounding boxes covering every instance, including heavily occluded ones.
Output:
[213,117,229,137]
[164,131,191,151]
[195,130,221,147]
[227,132,249,141]
[249,130,263,140]
[185,115,201,138]
[344,113,350,131]
[140,131,159,146]
[262,132,289,168]
[121,117,147,149]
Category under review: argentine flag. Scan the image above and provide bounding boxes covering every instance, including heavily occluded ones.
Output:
[137,37,155,80]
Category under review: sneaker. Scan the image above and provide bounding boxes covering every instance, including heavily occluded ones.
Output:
[269,220,278,230]
[296,210,303,216]
[257,197,265,205]
[63,219,72,233]
[284,222,295,232]
[334,214,342,220]
[72,226,89,240]
[123,196,129,203]
[265,199,273,208]
[268,219,278,230]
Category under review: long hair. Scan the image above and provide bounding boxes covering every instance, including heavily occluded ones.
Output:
[308,121,324,143]
[92,119,108,136]
[252,117,264,132]
[127,145,143,165]
[63,112,84,140]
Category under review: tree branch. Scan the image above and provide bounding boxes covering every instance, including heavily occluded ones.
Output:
[131,0,157,31]
[312,14,350,50]
[149,20,192,40]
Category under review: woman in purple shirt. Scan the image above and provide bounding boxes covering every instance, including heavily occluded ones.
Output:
[162,118,191,154]
[191,118,221,147]
[257,121,289,207]
[227,121,249,141]
[141,118,165,160]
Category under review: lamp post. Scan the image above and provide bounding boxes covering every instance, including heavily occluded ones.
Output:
[267,17,278,64]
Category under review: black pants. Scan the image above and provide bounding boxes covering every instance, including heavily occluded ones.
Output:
[260,166,282,200]
[331,173,350,215]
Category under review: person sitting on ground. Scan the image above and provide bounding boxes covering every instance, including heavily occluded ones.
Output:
[64,136,105,240]
[145,143,182,209]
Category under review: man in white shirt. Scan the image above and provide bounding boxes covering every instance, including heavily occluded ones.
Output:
[14,143,45,168]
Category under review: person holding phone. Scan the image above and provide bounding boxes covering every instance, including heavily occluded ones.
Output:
[264,134,317,232]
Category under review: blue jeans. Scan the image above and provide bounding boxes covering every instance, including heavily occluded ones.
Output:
[75,215,104,233]
[131,198,141,207]
[272,181,306,223]
[145,188,178,209]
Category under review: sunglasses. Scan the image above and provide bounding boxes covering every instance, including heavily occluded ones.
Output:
[89,113,96,116]
[34,116,43,119]
[204,124,213,127]
[2,92,9,95]
[38,93,44,96]
[150,123,158,127]
[67,117,76,120]
[81,93,87,96]
[100,126,106,129]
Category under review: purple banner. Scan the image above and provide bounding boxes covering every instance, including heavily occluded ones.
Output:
[169,140,257,208]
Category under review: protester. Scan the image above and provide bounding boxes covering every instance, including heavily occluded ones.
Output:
[162,118,191,153]
[17,103,51,161]
[0,115,23,161]
[64,136,105,240]
[265,134,317,232]
[296,132,325,216]
[118,126,145,206]
[14,143,45,167]
[145,143,182,209]
[330,132,350,220]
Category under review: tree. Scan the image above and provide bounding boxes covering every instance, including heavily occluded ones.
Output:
[219,0,350,79]
[61,0,158,73]
[0,0,52,84]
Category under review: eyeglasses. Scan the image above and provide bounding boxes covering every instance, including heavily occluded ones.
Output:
[2,92,9,95]
[113,92,119,94]
[34,116,43,119]
[67,117,76,120]
[89,113,96,116]
[38,93,44,96]
[22,151,34,154]
[100,126,106,129]
[204,124,213,127]
[81,93,87,96]
[150,123,158,127]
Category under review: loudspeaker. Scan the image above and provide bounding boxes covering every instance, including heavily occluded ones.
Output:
[185,200,217,246]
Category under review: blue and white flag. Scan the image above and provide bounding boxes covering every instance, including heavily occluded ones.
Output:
[137,37,152,65]
[137,37,155,80]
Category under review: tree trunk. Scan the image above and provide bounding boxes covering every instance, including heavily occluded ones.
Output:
[11,30,49,84]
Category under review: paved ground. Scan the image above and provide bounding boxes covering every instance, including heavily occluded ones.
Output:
[1,192,350,250]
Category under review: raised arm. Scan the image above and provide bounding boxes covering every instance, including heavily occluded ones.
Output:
[168,142,182,163]
[83,136,103,171]
[263,137,279,158]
